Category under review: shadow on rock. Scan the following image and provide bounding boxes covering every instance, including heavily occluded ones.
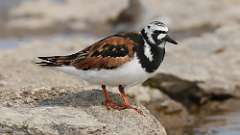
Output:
[38,89,123,108]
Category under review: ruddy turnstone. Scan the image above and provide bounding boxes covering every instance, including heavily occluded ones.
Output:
[37,21,178,114]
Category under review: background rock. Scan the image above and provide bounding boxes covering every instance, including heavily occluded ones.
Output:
[5,0,128,36]
[138,0,240,31]
[160,24,240,95]
[143,73,234,109]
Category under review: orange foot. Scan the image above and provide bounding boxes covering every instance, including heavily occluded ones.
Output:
[117,104,144,115]
[118,85,144,115]
[103,99,121,110]
[101,84,144,115]
[103,99,143,115]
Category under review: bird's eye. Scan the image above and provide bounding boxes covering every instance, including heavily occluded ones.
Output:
[155,31,167,34]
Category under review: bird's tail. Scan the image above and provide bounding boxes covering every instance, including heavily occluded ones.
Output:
[36,54,78,67]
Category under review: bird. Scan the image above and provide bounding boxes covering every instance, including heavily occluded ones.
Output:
[37,21,178,114]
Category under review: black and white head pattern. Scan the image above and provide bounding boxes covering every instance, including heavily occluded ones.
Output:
[140,21,168,61]
[136,21,177,73]
[141,21,168,46]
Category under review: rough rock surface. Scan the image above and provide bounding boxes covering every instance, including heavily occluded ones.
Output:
[0,105,164,135]
[0,38,166,135]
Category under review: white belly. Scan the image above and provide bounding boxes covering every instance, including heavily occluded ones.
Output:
[57,56,155,87]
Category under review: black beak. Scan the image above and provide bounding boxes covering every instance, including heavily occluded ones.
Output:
[164,35,178,45]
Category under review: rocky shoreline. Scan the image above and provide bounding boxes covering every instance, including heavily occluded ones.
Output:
[1,0,240,135]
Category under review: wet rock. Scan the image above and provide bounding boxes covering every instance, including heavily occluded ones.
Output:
[0,38,166,135]
[143,73,234,109]
[143,73,206,107]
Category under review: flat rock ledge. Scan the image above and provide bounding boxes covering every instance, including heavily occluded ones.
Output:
[0,106,166,135]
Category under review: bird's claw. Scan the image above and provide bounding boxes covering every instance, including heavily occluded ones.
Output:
[103,100,144,115]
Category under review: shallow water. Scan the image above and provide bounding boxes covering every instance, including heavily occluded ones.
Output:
[193,111,240,135]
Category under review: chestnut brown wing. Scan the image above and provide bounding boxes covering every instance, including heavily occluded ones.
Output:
[71,36,137,70]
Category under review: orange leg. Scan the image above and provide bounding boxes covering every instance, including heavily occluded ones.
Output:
[118,85,144,115]
[102,85,121,110]
[101,85,143,115]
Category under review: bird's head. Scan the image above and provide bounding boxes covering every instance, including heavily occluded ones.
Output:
[141,21,178,46]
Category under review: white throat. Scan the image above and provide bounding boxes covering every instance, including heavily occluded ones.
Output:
[144,42,153,61]
[159,41,166,49]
